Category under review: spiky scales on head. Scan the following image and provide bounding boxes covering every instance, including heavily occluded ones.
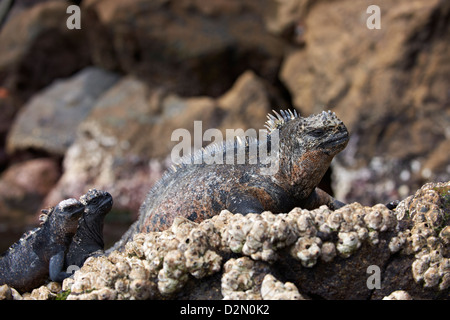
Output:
[264,109,299,132]
[265,109,343,131]
[38,207,53,225]
[267,109,348,156]
[172,109,345,168]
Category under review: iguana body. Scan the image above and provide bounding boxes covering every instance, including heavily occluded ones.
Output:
[111,109,349,251]
[0,198,84,293]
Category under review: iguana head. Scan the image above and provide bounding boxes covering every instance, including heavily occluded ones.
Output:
[78,189,113,248]
[266,109,349,191]
[48,198,85,234]
[80,188,113,218]
[266,109,349,157]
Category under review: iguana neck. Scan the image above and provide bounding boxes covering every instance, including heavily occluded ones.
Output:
[74,216,105,250]
[277,149,333,199]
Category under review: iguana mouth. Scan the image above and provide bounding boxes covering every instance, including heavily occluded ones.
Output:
[67,206,85,220]
[321,132,349,148]
[99,196,113,212]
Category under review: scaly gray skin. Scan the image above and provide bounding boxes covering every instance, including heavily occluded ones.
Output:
[65,189,113,268]
[110,109,350,252]
[0,199,84,293]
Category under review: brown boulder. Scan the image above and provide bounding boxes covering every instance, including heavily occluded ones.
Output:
[0,1,91,101]
[6,67,120,156]
[81,0,285,97]
[0,157,60,252]
[280,0,450,204]
[0,89,19,170]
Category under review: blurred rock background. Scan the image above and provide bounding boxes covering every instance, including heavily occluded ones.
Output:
[0,0,448,251]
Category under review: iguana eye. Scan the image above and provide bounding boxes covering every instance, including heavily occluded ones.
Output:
[310,129,325,137]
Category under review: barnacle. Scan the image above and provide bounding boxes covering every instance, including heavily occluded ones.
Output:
[388,233,406,253]
[96,287,117,300]
[290,236,322,267]
[320,242,336,262]
[363,204,396,232]
[382,290,412,300]
[260,274,303,300]
[221,257,261,300]
[336,231,360,258]
[327,210,343,230]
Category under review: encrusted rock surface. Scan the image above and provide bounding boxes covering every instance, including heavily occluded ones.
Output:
[2,181,448,300]
[371,181,450,299]
[382,290,412,300]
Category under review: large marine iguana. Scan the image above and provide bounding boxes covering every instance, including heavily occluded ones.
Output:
[110,109,350,251]
[0,198,84,293]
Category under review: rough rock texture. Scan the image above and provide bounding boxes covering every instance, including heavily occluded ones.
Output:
[371,181,450,299]
[0,1,91,101]
[7,67,120,156]
[81,0,285,97]
[2,181,447,300]
[280,0,450,205]
[0,90,18,169]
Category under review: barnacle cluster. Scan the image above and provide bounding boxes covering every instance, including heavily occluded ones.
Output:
[222,203,397,268]
[221,210,298,262]
[393,182,450,290]
[59,201,400,299]
[62,252,155,300]
[0,282,62,300]
[292,203,396,263]
[3,181,448,300]
[221,257,262,300]
[62,216,223,299]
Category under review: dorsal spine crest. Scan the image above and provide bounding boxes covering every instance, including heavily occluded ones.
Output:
[264,109,299,133]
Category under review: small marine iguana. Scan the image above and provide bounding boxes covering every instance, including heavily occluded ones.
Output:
[110,109,350,251]
[0,198,84,293]
[65,189,113,268]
